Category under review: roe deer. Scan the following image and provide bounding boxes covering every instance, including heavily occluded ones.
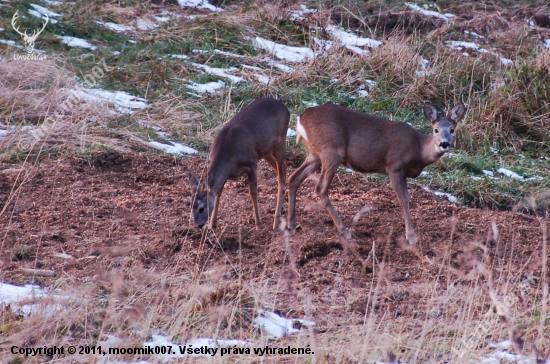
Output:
[189,98,290,230]
[288,102,466,244]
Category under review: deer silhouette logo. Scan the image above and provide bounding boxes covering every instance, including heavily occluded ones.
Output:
[11,10,49,54]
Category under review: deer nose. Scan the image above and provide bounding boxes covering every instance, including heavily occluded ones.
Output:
[440,142,450,149]
[198,223,204,229]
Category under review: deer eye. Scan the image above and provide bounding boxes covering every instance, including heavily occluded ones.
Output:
[198,207,204,214]
[451,129,455,134]
[435,129,439,134]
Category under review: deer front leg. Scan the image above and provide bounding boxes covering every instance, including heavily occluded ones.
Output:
[209,183,224,230]
[247,165,262,228]
[264,154,286,230]
[287,156,321,231]
[389,171,417,245]
[316,157,351,240]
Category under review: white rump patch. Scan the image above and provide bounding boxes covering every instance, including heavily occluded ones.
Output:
[296,116,308,142]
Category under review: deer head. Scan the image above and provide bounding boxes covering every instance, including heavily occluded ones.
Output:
[12,10,49,54]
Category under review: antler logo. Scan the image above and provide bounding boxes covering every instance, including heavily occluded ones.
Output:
[11,10,49,54]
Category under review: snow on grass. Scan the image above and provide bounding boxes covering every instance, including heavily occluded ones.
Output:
[43,0,63,5]
[415,58,431,77]
[178,0,223,12]
[479,340,550,364]
[482,170,498,180]
[168,54,188,59]
[253,310,315,339]
[29,9,58,24]
[147,140,198,155]
[286,128,296,138]
[154,16,170,23]
[264,59,295,72]
[464,30,484,39]
[191,63,244,83]
[253,37,315,63]
[72,89,147,114]
[404,2,455,20]
[0,282,65,317]
[30,3,61,17]
[423,187,459,203]
[0,39,21,48]
[58,36,97,50]
[214,49,245,58]
[544,39,550,48]
[302,100,318,107]
[136,18,159,31]
[326,25,382,49]
[96,21,133,33]
[254,74,272,84]
[447,41,512,65]
[0,27,4,32]
[289,4,317,21]
[497,168,542,182]
[144,334,248,360]
[187,80,225,94]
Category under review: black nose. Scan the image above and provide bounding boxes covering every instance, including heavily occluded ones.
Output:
[440,142,450,149]
[198,224,204,229]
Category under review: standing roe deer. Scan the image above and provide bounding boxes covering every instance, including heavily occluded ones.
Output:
[288,102,466,244]
[189,98,290,230]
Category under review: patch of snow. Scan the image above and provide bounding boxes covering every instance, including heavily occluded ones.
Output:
[480,340,550,364]
[43,0,63,5]
[72,89,147,114]
[471,175,482,181]
[0,39,21,48]
[128,40,137,44]
[482,170,498,179]
[330,78,339,83]
[544,39,550,48]
[289,4,316,21]
[421,171,429,176]
[0,282,65,317]
[312,36,333,52]
[30,3,61,17]
[357,90,369,97]
[447,41,512,65]
[254,74,272,84]
[241,64,262,71]
[405,2,455,20]
[464,30,484,39]
[184,15,198,20]
[0,27,4,32]
[136,18,159,30]
[264,59,295,72]
[192,49,209,53]
[286,128,296,138]
[28,9,58,23]
[144,334,247,361]
[415,58,431,77]
[154,16,170,23]
[326,25,382,48]
[96,21,133,33]
[302,100,318,107]
[191,63,244,83]
[178,0,223,12]
[187,80,225,94]
[529,20,536,28]
[423,186,459,203]
[147,140,197,155]
[100,335,124,348]
[112,51,121,55]
[253,37,315,63]
[58,36,97,50]
[497,168,542,182]
[214,49,245,58]
[169,54,188,59]
[253,310,315,339]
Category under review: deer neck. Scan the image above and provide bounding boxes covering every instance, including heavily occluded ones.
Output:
[421,134,446,166]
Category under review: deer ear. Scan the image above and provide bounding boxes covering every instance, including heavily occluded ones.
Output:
[188,172,201,191]
[450,103,466,124]
[423,102,438,124]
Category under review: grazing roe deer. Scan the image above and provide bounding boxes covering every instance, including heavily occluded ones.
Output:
[288,102,466,244]
[189,98,290,230]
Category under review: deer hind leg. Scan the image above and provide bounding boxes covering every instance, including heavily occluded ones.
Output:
[287,154,321,230]
[264,153,286,230]
[389,171,417,245]
[247,164,262,228]
[209,183,225,229]
[316,154,351,239]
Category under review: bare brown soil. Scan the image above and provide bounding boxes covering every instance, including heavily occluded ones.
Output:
[1,152,545,323]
